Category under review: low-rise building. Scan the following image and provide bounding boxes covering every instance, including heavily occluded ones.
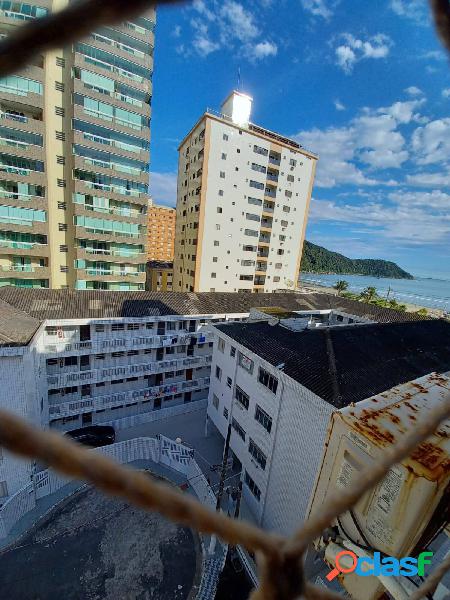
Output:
[146,260,173,291]
[0,288,431,503]
[206,316,450,542]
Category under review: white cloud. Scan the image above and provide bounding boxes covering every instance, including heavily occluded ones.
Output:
[404,86,423,96]
[300,0,338,19]
[390,0,428,23]
[248,40,278,60]
[334,99,345,111]
[221,1,259,41]
[294,98,427,187]
[172,25,182,38]
[186,1,276,61]
[334,33,392,73]
[412,118,450,165]
[309,196,450,244]
[149,172,178,207]
[406,171,450,187]
[443,88,450,99]
[388,189,450,210]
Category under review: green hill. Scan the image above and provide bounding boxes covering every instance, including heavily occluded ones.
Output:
[300,241,414,280]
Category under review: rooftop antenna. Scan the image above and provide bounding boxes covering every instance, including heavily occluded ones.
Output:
[237,67,242,91]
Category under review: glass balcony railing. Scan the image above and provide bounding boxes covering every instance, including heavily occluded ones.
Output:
[264,188,276,198]
[0,264,36,272]
[85,268,141,277]
[269,156,281,166]
[81,131,142,154]
[91,33,146,60]
[266,173,278,182]
[0,240,46,249]
[0,111,28,123]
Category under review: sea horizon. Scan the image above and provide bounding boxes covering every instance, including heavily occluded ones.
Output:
[299,272,450,312]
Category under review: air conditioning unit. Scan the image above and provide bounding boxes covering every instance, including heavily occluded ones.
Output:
[307,373,450,600]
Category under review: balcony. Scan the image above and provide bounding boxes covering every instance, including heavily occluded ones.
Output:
[44,330,214,355]
[259,234,271,245]
[269,154,281,167]
[48,376,211,418]
[47,355,212,388]
[260,218,273,230]
[266,171,278,183]
[254,277,266,287]
[262,202,274,214]
[264,188,276,199]
[255,263,267,273]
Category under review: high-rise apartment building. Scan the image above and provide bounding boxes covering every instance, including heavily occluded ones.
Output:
[147,203,176,261]
[173,91,318,293]
[0,1,154,290]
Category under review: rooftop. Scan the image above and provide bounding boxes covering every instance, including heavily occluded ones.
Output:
[0,288,428,347]
[215,320,450,408]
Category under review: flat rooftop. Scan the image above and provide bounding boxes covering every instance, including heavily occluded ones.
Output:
[0,288,427,347]
[215,320,450,408]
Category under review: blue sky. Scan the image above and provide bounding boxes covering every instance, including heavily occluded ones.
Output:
[149,0,450,278]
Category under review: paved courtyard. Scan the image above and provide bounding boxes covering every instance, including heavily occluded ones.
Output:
[0,484,202,600]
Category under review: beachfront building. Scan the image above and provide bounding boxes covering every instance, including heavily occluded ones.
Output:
[173,91,318,293]
[206,316,450,539]
[147,204,176,262]
[0,2,154,290]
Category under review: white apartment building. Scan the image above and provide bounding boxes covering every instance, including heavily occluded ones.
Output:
[206,316,450,540]
[173,91,318,293]
[0,288,358,502]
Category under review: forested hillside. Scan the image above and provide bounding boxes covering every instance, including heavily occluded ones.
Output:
[301,241,413,279]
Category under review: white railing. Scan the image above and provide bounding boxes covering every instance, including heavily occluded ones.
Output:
[48,377,211,417]
[44,331,213,354]
[47,355,212,387]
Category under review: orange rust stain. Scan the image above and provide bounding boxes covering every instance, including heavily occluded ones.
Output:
[410,442,446,470]
[409,415,417,421]
[404,402,418,412]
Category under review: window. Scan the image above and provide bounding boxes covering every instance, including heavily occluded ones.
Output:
[279,235,286,241]
[221,153,227,160]
[246,213,260,222]
[213,394,219,410]
[244,229,258,237]
[213,257,218,263]
[219,190,224,196]
[275,263,282,269]
[244,471,261,501]
[287,174,294,182]
[223,134,229,141]
[55,81,64,91]
[239,275,253,281]
[215,365,222,381]
[248,197,262,207]
[220,171,225,178]
[230,346,236,357]
[235,385,249,409]
[227,376,232,388]
[238,352,254,374]
[249,180,264,190]
[253,145,268,156]
[218,338,225,353]
[223,407,229,420]
[112,323,124,331]
[283,206,291,213]
[0,481,8,498]
[211,272,216,278]
[251,163,266,174]
[281,220,288,227]
[217,207,222,214]
[249,439,267,470]
[216,224,221,230]
[277,249,285,256]
[273,276,280,283]
[232,417,246,441]
[255,405,272,433]
[214,240,219,247]
[289,158,297,167]
[258,367,278,394]
[127,323,139,330]
[285,190,292,198]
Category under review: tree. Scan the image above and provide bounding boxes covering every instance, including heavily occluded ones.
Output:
[416,308,428,316]
[360,286,377,303]
[388,298,399,309]
[334,280,348,296]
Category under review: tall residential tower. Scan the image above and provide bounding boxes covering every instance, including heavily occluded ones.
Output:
[173,91,318,293]
[0,1,154,290]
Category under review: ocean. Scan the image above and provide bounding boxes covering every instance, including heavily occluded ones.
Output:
[299,272,450,312]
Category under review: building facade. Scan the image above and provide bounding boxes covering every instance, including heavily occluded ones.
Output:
[0,1,153,290]
[206,318,450,540]
[147,203,176,261]
[173,91,318,293]
[146,260,173,291]
[0,287,431,503]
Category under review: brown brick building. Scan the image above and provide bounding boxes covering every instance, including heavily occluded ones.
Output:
[147,204,176,261]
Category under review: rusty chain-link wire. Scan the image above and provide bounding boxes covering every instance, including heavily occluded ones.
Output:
[0,397,449,600]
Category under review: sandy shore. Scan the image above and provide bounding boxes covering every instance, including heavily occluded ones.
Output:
[297,283,445,318]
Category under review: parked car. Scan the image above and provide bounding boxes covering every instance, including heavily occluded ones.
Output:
[64,425,115,448]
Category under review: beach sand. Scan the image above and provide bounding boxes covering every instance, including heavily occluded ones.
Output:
[297,283,445,319]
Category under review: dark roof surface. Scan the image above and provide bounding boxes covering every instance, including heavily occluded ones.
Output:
[0,288,425,347]
[216,320,450,408]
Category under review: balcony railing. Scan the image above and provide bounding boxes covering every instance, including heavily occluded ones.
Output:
[84,268,142,277]
[44,331,213,354]
[48,376,211,418]
[0,111,29,123]
[269,156,281,166]
[77,246,143,258]
[0,265,45,273]
[264,189,276,198]
[47,355,212,388]
[0,240,46,250]
[266,173,278,182]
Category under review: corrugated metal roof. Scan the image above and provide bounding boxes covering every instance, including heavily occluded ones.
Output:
[0,287,427,347]
[215,321,450,408]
